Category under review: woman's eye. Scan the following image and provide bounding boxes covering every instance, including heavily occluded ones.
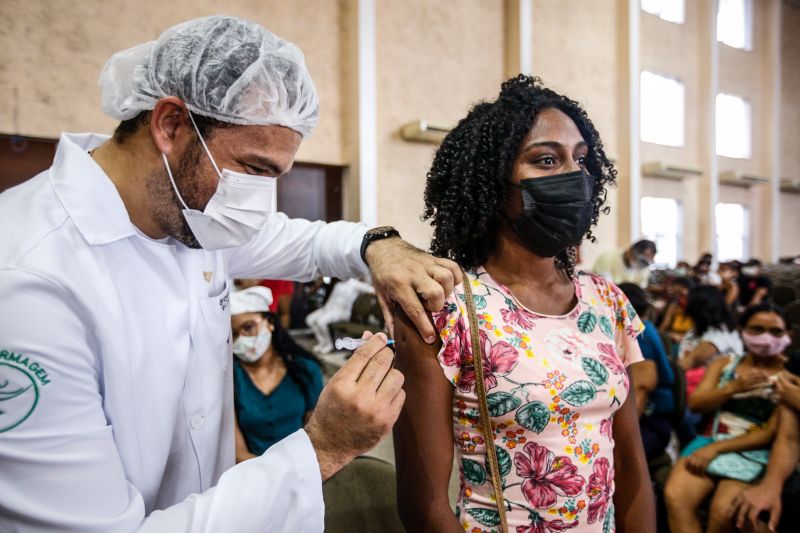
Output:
[536,156,557,166]
[576,156,586,166]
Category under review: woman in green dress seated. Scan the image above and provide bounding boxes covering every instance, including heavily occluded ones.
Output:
[230,286,324,461]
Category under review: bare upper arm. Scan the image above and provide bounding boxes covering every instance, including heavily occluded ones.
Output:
[631,360,658,392]
[392,307,458,525]
[682,341,720,369]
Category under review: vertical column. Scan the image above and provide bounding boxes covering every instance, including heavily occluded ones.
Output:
[504,0,533,77]
[357,0,378,227]
[340,0,377,226]
[764,0,782,261]
[698,0,719,258]
[616,0,641,245]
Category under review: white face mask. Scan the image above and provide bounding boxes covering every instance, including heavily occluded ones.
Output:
[233,325,272,363]
[161,112,277,250]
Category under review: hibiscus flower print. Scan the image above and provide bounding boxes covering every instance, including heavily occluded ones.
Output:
[545,328,594,361]
[598,343,629,390]
[599,417,613,440]
[439,317,469,368]
[514,442,585,509]
[501,303,538,329]
[516,511,578,533]
[458,330,517,393]
[585,457,614,524]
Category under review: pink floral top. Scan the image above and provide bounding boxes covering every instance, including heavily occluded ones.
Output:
[433,267,644,533]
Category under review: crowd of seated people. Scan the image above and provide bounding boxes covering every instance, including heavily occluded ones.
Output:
[609,250,800,532]
[226,250,798,532]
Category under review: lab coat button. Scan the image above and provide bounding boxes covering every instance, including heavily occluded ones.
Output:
[190,414,204,429]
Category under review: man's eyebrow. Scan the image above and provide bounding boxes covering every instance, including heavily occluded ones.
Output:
[245,156,284,176]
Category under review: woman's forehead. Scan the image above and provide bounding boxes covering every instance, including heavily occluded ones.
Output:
[526,108,584,144]
[746,312,783,327]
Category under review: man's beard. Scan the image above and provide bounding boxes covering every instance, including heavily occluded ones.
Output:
[147,139,212,249]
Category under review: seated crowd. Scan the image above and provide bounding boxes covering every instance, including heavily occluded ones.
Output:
[228,247,799,532]
[598,242,800,532]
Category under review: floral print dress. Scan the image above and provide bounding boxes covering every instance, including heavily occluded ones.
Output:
[433,268,644,533]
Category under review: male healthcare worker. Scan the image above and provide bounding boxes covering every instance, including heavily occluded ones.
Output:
[0,16,461,532]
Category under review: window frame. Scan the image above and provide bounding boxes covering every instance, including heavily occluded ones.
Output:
[715,202,750,261]
[640,70,686,148]
[717,0,754,51]
[640,196,683,268]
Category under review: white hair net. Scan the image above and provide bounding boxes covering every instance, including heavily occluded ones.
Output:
[231,286,274,315]
[99,15,318,138]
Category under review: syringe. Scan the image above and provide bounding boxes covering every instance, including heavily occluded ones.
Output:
[334,337,396,351]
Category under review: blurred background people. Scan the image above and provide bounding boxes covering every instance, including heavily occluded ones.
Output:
[678,285,743,372]
[231,287,324,461]
[619,283,676,462]
[592,238,657,288]
[664,304,790,533]
[738,259,773,308]
[658,277,695,348]
[306,278,375,353]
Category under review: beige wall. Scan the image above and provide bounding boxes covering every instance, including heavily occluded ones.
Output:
[530,0,620,269]
[780,3,800,257]
[374,0,505,249]
[1,0,798,262]
[0,0,344,164]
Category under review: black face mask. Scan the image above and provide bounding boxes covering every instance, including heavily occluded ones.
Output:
[507,170,595,258]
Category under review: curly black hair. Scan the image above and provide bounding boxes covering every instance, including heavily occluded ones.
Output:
[423,75,616,275]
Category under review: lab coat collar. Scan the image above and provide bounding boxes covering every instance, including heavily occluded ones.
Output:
[51,132,138,245]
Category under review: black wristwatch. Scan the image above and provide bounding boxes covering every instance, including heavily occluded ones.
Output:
[360,226,401,265]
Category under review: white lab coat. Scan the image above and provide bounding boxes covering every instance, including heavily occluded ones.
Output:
[0,133,369,531]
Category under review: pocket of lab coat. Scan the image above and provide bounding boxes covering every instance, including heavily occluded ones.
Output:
[198,278,233,374]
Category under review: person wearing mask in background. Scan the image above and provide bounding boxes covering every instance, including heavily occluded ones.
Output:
[693,258,721,286]
[592,239,657,289]
[665,304,790,533]
[0,16,463,531]
[659,277,695,346]
[619,283,675,461]
[674,260,692,278]
[679,285,743,371]
[306,277,376,354]
[718,261,741,308]
[230,287,324,461]
[738,259,773,308]
[394,76,655,533]
[731,371,800,533]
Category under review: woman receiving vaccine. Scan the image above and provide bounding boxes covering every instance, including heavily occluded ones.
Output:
[230,286,324,461]
[393,76,654,533]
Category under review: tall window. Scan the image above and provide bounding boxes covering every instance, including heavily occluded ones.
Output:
[641,71,685,147]
[641,196,682,267]
[716,93,751,159]
[716,203,749,261]
[717,0,753,50]
[642,0,685,24]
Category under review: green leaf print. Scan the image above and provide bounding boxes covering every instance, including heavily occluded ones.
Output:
[462,458,487,485]
[599,315,614,339]
[581,357,609,386]
[626,303,637,320]
[603,504,615,533]
[467,507,501,527]
[577,309,598,333]
[495,446,512,478]
[515,401,549,433]
[486,391,522,417]
[560,380,597,407]
[473,295,487,310]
